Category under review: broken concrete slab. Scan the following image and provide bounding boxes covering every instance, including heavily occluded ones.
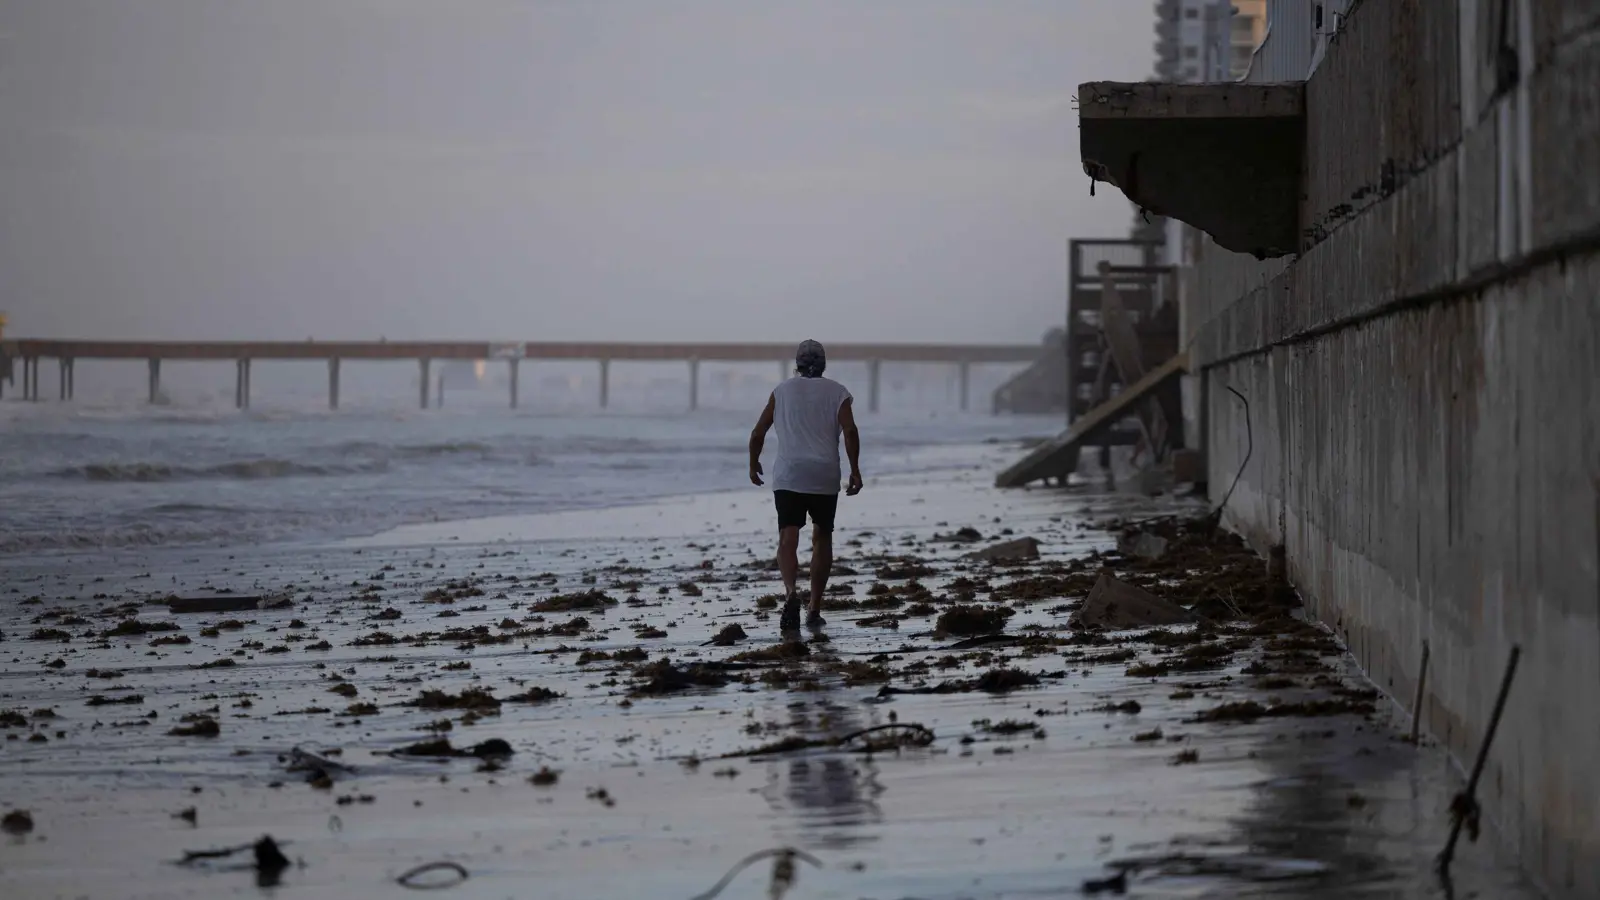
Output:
[1117,531,1170,560]
[166,595,293,614]
[1124,467,1173,497]
[963,537,1040,562]
[1071,569,1193,629]
[1078,81,1305,258]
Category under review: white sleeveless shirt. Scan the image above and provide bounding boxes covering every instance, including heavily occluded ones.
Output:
[770,376,852,495]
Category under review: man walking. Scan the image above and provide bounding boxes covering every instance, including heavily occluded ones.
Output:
[749,339,862,631]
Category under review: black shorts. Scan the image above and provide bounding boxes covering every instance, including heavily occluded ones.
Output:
[774,490,839,532]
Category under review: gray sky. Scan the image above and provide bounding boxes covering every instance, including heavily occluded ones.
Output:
[0,1,1151,343]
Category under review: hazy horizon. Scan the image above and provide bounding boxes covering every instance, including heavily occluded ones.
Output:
[0,1,1152,344]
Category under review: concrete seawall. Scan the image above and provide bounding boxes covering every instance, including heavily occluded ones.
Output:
[1186,3,1599,896]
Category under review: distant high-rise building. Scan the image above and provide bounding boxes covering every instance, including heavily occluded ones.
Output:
[1152,0,1265,84]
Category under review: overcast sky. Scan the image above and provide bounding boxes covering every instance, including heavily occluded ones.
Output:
[0,1,1152,343]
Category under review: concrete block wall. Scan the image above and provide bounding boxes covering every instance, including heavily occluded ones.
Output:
[1187,1,1600,895]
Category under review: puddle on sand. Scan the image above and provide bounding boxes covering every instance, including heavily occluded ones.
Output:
[0,463,1540,898]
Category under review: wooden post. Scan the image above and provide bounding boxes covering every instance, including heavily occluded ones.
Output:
[58,358,68,400]
[418,359,430,409]
[328,358,340,410]
[958,361,971,411]
[687,358,699,411]
[21,355,31,401]
[147,358,160,404]
[867,359,881,413]
[599,359,610,408]
[508,358,519,409]
[436,372,445,408]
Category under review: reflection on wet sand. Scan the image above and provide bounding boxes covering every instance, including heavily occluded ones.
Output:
[0,460,1545,899]
[763,693,886,850]
[1098,693,1537,898]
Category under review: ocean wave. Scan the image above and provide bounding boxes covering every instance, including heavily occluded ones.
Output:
[0,523,215,555]
[50,458,390,483]
[391,441,494,458]
[142,502,245,514]
[325,439,497,460]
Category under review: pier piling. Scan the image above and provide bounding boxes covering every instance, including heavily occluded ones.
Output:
[958,361,970,411]
[418,359,430,409]
[235,359,252,409]
[508,358,519,409]
[688,358,700,411]
[867,359,881,413]
[599,359,610,408]
[328,358,340,410]
[147,358,161,404]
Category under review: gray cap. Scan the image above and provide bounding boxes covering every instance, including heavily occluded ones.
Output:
[795,339,826,377]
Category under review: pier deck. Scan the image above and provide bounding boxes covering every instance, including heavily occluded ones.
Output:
[0,339,1044,412]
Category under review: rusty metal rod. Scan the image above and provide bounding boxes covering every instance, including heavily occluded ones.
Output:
[1437,644,1520,874]
[1409,640,1430,743]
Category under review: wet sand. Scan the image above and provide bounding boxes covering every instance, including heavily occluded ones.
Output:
[0,444,1539,898]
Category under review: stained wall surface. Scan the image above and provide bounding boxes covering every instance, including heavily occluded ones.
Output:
[1184,1,1600,895]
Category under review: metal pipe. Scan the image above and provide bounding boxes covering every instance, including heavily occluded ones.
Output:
[1437,645,1521,874]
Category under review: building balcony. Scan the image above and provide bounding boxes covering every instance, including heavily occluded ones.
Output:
[1077,80,1305,258]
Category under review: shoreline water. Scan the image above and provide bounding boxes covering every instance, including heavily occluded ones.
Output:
[0,403,1061,557]
[0,443,1538,899]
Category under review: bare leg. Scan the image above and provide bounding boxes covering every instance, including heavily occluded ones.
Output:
[778,526,801,597]
[809,529,832,615]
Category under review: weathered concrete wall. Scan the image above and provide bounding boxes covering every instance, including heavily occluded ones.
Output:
[1187,1,1600,896]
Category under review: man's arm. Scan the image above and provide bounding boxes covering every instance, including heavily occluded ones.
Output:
[839,397,862,495]
[748,394,775,486]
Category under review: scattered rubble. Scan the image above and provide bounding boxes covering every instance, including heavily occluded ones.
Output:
[2,810,34,835]
[934,605,1014,637]
[409,689,501,712]
[168,716,221,737]
[706,624,747,646]
[532,590,617,612]
[630,660,732,696]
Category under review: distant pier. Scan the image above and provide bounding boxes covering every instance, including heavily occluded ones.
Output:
[0,339,1044,412]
